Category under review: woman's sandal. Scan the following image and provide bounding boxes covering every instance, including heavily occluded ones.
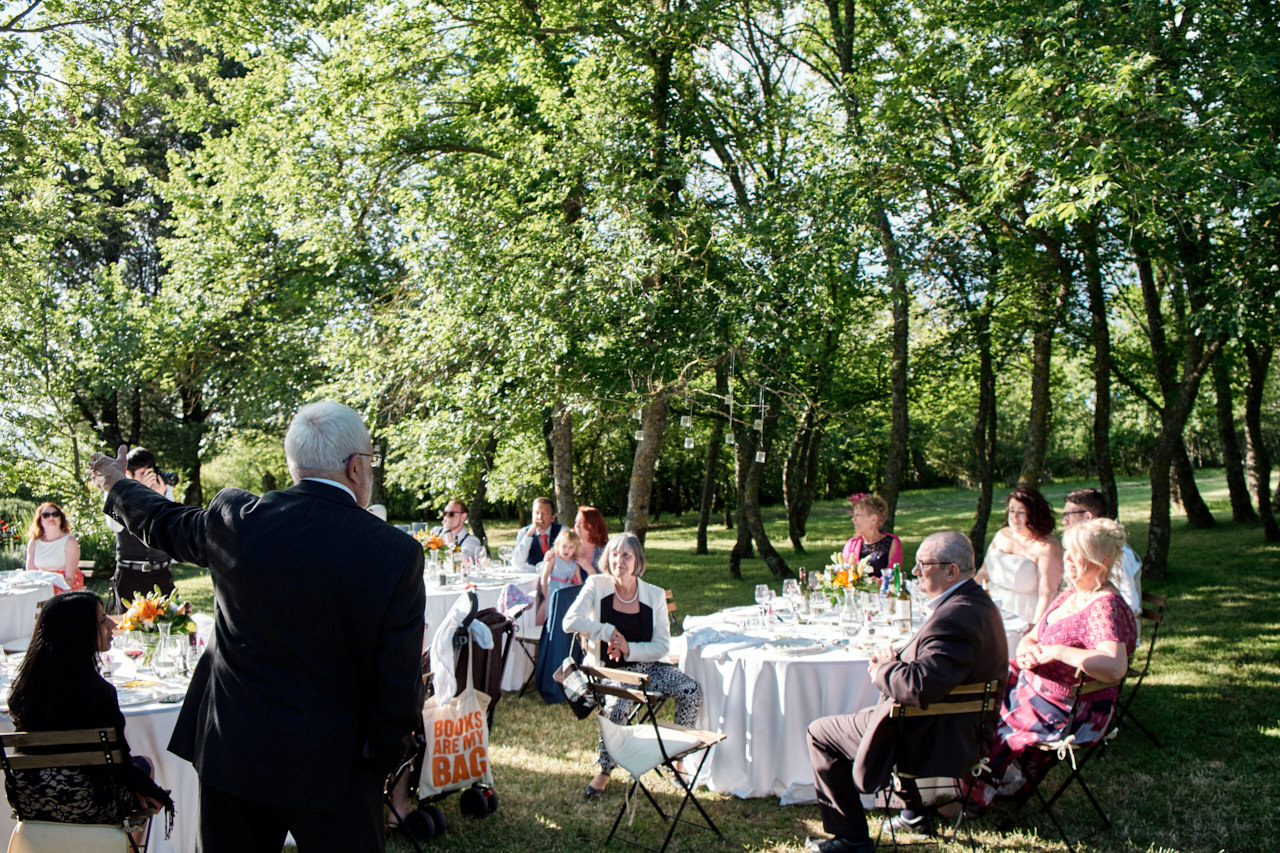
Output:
[584,772,610,800]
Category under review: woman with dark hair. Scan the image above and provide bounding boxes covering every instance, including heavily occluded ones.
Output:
[978,486,1064,627]
[840,493,903,579]
[24,502,84,592]
[5,590,172,829]
[563,533,702,799]
[572,506,609,575]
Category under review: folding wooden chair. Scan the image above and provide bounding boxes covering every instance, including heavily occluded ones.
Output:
[1118,591,1166,747]
[0,728,153,853]
[582,665,725,853]
[1012,673,1125,848]
[873,680,1001,852]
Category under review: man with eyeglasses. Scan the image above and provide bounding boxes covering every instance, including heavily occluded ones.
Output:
[90,400,425,852]
[102,447,177,612]
[431,500,486,563]
[1063,488,1142,616]
[805,531,1007,851]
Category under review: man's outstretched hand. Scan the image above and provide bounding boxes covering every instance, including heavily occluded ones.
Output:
[89,444,129,493]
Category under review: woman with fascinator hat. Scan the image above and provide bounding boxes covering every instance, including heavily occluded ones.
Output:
[840,493,903,579]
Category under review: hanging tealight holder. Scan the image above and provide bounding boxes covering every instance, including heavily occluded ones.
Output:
[634,430,645,441]
[755,451,767,463]
[684,437,695,449]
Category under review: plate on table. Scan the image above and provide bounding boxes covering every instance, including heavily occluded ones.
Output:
[762,636,827,656]
[116,688,156,707]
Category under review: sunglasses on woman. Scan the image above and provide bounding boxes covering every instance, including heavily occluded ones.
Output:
[41,511,62,519]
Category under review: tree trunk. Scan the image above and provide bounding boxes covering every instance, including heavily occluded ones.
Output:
[549,400,577,525]
[468,432,499,550]
[876,208,910,531]
[741,405,789,578]
[1211,352,1258,521]
[969,310,998,557]
[1172,443,1215,528]
[1081,220,1118,513]
[1243,341,1280,541]
[784,403,824,552]
[178,383,206,506]
[624,395,669,545]
[730,424,754,575]
[696,361,729,554]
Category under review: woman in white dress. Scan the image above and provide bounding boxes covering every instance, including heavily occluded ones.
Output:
[24,502,84,592]
[977,487,1062,628]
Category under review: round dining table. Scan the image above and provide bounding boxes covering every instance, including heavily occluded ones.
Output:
[680,602,1026,805]
[422,569,540,692]
[0,574,58,651]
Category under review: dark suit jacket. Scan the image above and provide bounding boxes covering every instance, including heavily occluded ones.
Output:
[104,478,426,814]
[852,578,1007,792]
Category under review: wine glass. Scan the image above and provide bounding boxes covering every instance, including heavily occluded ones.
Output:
[498,546,514,567]
[754,584,771,620]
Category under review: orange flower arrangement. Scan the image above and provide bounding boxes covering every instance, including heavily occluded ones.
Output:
[412,530,446,551]
[117,586,196,634]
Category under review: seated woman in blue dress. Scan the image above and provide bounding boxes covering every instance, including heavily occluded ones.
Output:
[5,590,173,831]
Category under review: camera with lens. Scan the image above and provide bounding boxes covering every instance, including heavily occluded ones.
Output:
[157,470,179,487]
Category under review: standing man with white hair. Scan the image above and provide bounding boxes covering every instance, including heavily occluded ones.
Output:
[90,400,426,853]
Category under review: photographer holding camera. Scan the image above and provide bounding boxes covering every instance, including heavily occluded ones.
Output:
[103,447,177,611]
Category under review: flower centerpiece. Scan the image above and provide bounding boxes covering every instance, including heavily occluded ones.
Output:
[414,530,448,566]
[117,586,196,635]
[822,552,877,606]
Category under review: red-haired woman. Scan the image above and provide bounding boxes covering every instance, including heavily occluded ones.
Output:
[978,486,1063,626]
[572,506,609,577]
[25,502,84,592]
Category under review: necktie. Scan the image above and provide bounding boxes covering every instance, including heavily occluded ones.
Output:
[539,532,549,553]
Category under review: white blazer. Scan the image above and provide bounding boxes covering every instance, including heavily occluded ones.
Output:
[562,574,670,666]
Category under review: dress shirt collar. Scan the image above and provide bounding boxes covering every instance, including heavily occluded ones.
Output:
[922,576,970,615]
[301,477,356,503]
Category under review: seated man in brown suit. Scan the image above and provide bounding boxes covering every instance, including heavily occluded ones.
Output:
[805,531,1007,853]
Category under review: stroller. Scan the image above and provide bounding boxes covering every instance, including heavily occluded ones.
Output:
[386,589,515,850]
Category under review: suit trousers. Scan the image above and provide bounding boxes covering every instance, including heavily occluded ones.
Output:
[196,758,385,853]
[808,709,927,841]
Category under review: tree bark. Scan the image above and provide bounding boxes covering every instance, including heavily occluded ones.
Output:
[468,431,499,550]
[1172,442,1215,528]
[739,405,789,578]
[784,403,824,552]
[729,424,754,576]
[1019,240,1073,489]
[1081,220,1118,513]
[624,394,669,545]
[1211,352,1258,521]
[1243,341,1280,541]
[969,309,998,557]
[549,399,577,525]
[876,207,910,532]
[696,361,729,554]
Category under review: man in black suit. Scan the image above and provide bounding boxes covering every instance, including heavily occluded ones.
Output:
[805,531,1007,853]
[512,496,562,572]
[90,400,426,853]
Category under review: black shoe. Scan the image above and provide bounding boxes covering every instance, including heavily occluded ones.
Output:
[804,836,875,853]
[584,783,606,801]
[887,812,936,837]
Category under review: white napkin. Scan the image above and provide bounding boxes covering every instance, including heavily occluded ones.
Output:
[429,593,494,703]
[22,570,67,591]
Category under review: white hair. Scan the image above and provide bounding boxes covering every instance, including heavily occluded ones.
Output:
[284,400,371,479]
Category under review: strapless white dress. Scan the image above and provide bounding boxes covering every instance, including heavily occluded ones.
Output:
[985,550,1040,626]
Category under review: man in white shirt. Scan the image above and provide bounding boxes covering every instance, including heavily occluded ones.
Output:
[1063,488,1142,616]
[431,499,486,563]
[512,497,561,573]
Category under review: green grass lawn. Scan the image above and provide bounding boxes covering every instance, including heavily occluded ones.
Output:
[148,472,1277,852]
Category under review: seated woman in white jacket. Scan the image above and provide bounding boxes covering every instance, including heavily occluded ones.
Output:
[563,531,702,800]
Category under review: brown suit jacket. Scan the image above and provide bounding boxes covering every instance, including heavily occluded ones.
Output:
[851,578,1007,792]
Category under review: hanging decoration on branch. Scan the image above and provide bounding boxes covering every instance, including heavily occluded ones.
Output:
[754,387,767,463]
[634,407,644,442]
[683,399,694,449]
[725,351,736,446]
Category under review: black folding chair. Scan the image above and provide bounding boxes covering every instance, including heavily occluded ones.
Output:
[1010,672,1125,847]
[582,664,725,853]
[873,680,1002,852]
[1118,592,1166,747]
[0,727,154,853]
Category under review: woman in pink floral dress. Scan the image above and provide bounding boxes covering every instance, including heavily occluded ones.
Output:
[966,517,1138,808]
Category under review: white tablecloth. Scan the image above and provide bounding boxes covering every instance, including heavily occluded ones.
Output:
[680,614,880,804]
[0,580,57,648]
[423,572,539,692]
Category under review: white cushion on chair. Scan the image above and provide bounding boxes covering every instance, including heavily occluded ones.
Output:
[597,716,705,779]
[9,820,130,853]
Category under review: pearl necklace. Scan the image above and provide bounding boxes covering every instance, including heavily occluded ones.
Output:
[614,582,640,605]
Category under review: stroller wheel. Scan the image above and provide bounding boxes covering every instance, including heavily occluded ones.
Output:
[461,783,498,817]
[423,804,446,836]
[403,810,436,843]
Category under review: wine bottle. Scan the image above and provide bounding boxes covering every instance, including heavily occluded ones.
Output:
[893,563,912,626]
